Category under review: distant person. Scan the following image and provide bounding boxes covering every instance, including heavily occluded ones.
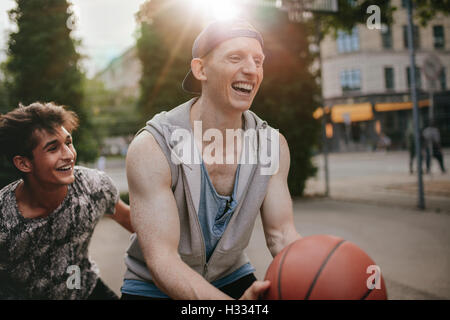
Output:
[97,155,106,171]
[0,102,133,299]
[423,120,446,174]
[122,19,301,300]
[406,122,426,174]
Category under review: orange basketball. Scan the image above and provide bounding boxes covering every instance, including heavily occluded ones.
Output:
[262,235,387,300]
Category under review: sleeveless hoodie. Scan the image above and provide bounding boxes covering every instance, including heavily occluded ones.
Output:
[123,98,279,284]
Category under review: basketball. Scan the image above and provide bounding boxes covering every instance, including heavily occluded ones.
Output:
[262,235,387,300]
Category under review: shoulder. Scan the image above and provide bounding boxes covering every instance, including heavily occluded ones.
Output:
[279,132,289,155]
[127,130,169,169]
[0,180,22,228]
[0,180,19,201]
[73,166,116,194]
[127,131,171,192]
[73,165,104,184]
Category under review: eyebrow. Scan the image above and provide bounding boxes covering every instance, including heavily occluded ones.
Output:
[43,134,72,150]
[227,49,265,59]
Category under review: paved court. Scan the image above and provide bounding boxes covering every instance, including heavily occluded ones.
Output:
[90,198,450,299]
[88,149,450,299]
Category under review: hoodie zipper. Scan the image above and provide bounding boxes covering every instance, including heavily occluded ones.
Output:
[203,121,265,277]
[169,114,267,280]
[203,164,258,276]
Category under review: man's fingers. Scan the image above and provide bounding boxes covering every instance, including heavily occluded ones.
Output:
[239,280,270,300]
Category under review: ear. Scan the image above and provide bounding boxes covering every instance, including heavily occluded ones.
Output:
[13,155,33,174]
[191,58,207,81]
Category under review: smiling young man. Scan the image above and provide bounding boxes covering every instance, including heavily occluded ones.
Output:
[122,19,301,300]
[0,102,133,299]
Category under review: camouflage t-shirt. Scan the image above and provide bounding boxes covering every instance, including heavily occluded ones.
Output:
[0,166,119,299]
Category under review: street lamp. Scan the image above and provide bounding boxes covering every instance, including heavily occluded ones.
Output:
[406,0,425,210]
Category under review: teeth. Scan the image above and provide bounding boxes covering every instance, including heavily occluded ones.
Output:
[57,166,71,171]
[232,82,253,92]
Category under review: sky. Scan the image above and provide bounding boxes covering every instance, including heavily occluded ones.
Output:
[0,0,148,78]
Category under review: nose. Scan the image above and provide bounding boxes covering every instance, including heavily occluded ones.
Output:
[62,143,75,161]
[242,57,258,75]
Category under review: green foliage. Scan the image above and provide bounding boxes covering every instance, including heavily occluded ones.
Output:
[0,79,8,114]
[410,0,450,26]
[318,0,394,34]
[311,0,450,35]
[4,0,98,165]
[136,0,197,120]
[120,192,130,205]
[250,6,321,196]
[136,1,320,196]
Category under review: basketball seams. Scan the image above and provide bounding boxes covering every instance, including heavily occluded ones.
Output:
[304,239,346,300]
[277,242,295,300]
[360,288,373,300]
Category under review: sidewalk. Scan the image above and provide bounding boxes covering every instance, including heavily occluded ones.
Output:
[305,149,450,213]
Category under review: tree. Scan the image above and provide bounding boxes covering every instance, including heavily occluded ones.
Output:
[248,5,321,196]
[0,76,15,188]
[136,0,321,196]
[0,78,8,114]
[404,0,450,26]
[4,0,98,170]
[283,0,450,34]
[136,0,197,119]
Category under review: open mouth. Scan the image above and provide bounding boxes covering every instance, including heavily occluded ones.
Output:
[231,81,254,95]
[56,165,73,172]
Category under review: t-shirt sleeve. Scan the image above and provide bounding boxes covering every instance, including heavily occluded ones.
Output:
[96,170,120,215]
[78,167,119,216]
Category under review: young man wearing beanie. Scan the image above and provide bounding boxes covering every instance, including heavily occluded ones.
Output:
[123,20,301,300]
[0,102,133,299]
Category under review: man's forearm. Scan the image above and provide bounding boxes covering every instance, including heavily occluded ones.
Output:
[110,199,134,232]
[146,255,233,300]
[268,229,302,257]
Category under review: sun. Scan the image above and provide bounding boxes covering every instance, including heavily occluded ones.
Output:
[191,0,241,21]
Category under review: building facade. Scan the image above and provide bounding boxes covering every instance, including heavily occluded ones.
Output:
[96,47,141,97]
[320,0,450,151]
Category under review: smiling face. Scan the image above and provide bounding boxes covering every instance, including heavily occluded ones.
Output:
[26,126,77,187]
[201,37,264,112]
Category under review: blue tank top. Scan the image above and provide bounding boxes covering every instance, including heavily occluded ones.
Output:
[121,162,255,298]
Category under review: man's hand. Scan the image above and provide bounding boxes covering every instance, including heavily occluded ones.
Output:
[239,280,270,300]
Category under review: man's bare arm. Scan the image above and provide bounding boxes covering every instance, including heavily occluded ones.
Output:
[105,199,134,233]
[261,133,301,257]
[127,131,235,299]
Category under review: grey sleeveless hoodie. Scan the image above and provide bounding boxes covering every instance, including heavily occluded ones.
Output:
[123,98,279,285]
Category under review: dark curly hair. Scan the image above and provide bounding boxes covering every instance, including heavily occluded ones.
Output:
[0,102,79,165]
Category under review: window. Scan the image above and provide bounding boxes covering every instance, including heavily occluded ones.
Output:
[403,25,420,49]
[341,69,361,92]
[402,0,414,8]
[433,26,445,49]
[381,25,392,49]
[406,66,422,89]
[337,27,360,53]
[384,67,395,90]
